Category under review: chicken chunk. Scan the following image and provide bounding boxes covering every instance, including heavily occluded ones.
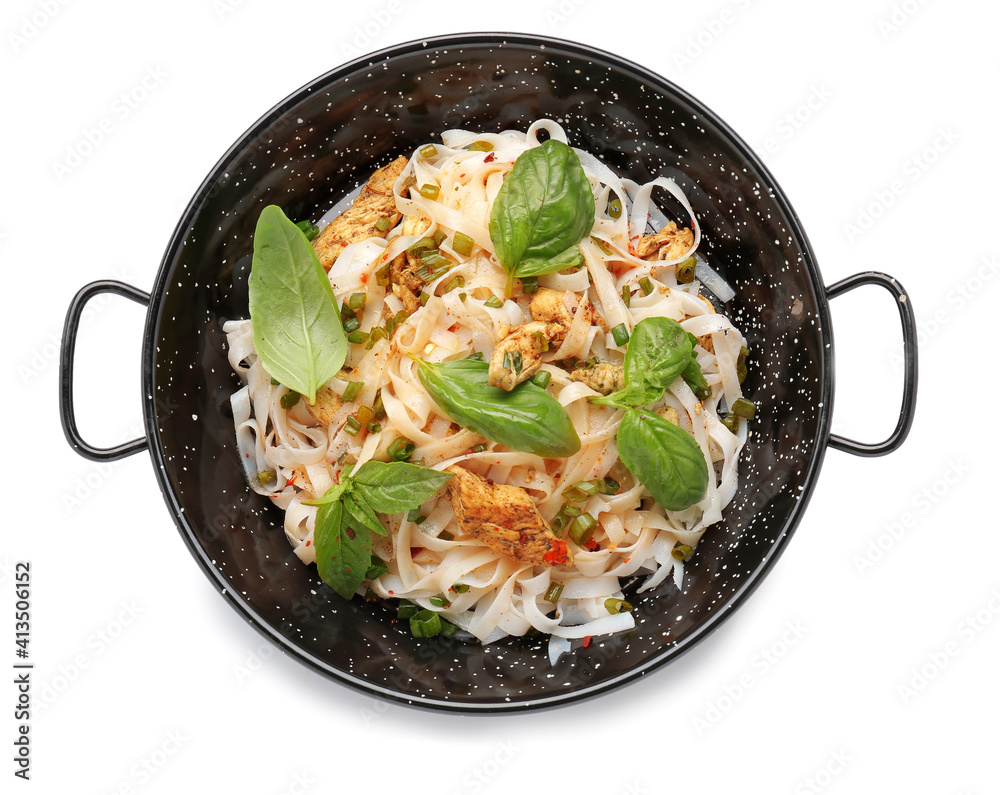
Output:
[303,385,342,427]
[488,289,597,390]
[656,405,679,426]
[311,155,408,271]
[636,220,694,262]
[389,213,432,314]
[446,465,571,567]
[570,362,625,395]
[488,321,561,390]
[529,287,575,328]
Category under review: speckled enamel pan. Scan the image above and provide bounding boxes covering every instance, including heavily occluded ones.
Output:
[60,33,917,712]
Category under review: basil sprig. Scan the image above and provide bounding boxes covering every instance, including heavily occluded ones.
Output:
[591,317,709,511]
[489,139,595,294]
[593,317,694,408]
[249,205,347,403]
[306,462,453,599]
[413,357,581,458]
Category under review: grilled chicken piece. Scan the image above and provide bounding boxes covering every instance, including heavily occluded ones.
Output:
[529,287,574,328]
[446,465,571,567]
[657,405,679,426]
[488,321,561,390]
[488,288,595,390]
[636,220,694,262]
[311,155,408,271]
[570,362,625,395]
[303,385,342,427]
[389,213,432,314]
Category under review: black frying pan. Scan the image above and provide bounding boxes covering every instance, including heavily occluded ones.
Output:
[59,33,917,712]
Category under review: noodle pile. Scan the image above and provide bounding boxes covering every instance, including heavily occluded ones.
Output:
[223,120,749,648]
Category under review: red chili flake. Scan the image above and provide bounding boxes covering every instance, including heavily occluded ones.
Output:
[345,527,356,540]
[484,152,495,163]
[285,473,298,487]
[459,173,466,178]
[584,538,599,552]
[582,636,592,648]
[305,540,311,546]
[361,273,369,284]
[388,590,394,595]
[543,539,569,566]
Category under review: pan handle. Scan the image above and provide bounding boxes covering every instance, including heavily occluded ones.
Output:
[60,280,151,462]
[825,271,917,457]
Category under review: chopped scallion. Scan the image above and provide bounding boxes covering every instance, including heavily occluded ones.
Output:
[295,219,319,241]
[419,144,438,158]
[347,292,366,311]
[569,513,597,546]
[356,405,375,429]
[605,598,632,614]
[452,583,470,594]
[732,398,756,419]
[374,216,392,233]
[467,140,494,152]
[639,276,654,295]
[520,276,539,294]
[672,544,694,561]
[452,231,474,257]
[484,294,504,309]
[280,390,301,409]
[676,256,696,284]
[531,370,552,389]
[344,415,362,436]
[341,381,363,402]
[388,437,415,462]
[737,346,750,384]
[621,284,631,308]
[611,323,630,346]
[347,330,370,345]
[410,609,442,637]
[608,197,622,219]
[544,583,564,603]
[419,183,440,200]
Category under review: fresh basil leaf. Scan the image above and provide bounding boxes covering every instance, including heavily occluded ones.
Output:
[301,481,347,507]
[351,461,454,515]
[515,243,585,279]
[342,489,388,537]
[414,357,581,458]
[489,139,595,292]
[682,355,710,399]
[313,495,372,600]
[249,205,347,403]
[616,408,708,512]
[365,557,388,581]
[594,317,693,407]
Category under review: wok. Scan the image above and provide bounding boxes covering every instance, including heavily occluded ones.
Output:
[60,33,917,711]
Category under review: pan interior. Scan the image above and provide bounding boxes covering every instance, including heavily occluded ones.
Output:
[146,35,829,709]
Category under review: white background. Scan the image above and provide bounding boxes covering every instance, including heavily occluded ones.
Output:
[2,0,994,792]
